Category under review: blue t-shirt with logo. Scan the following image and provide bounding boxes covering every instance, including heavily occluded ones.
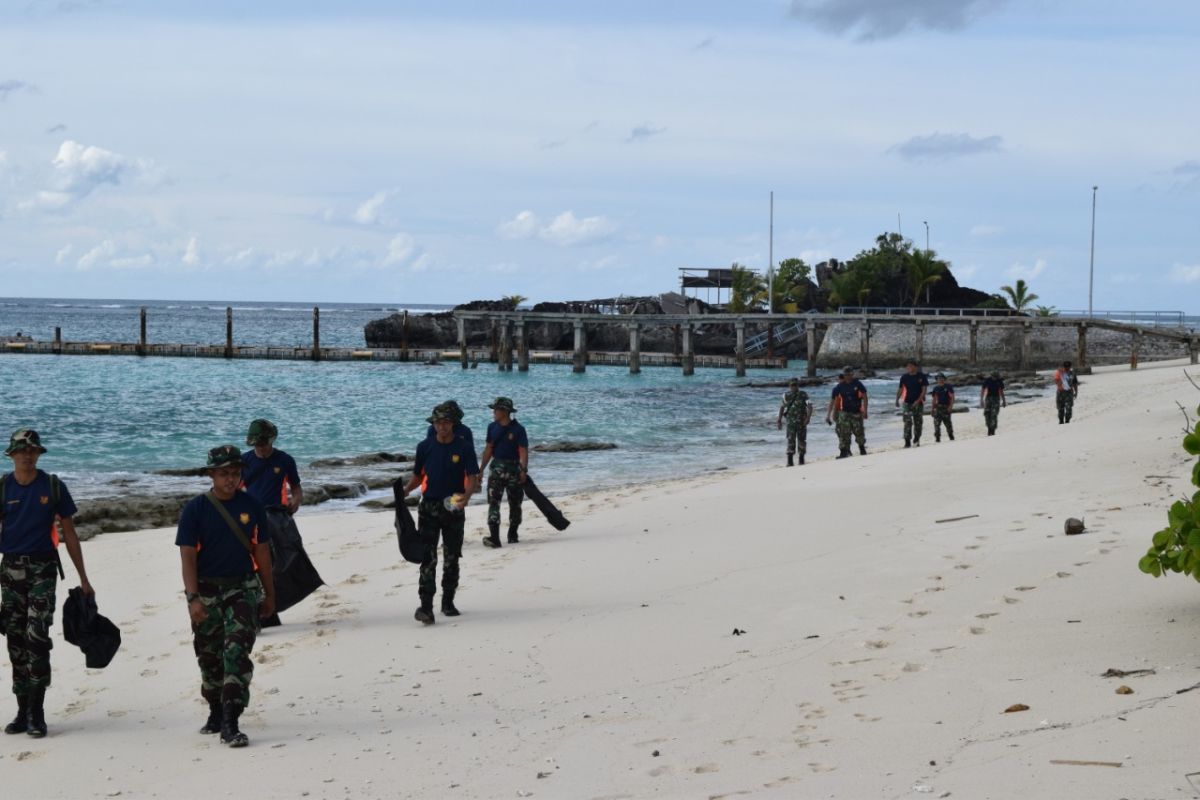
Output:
[0,470,77,555]
[414,436,480,501]
[982,377,1004,400]
[832,380,866,414]
[425,423,475,450]
[241,448,302,508]
[930,384,955,407]
[486,420,528,462]
[898,373,928,405]
[175,491,270,578]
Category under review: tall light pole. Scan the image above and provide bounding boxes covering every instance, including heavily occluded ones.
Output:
[768,190,774,314]
[923,220,930,254]
[1088,186,1098,318]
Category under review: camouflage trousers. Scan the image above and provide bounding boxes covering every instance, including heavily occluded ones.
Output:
[932,406,954,439]
[1056,390,1074,423]
[193,574,261,710]
[486,460,524,531]
[417,498,464,602]
[785,421,808,458]
[1,556,58,695]
[902,403,924,443]
[835,411,866,452]
[984,399,1001,433]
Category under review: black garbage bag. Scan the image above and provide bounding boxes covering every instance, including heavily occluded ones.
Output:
[265,507,325,613]
[394,481,428,564]
[522,475,570,531]
[61,587,121,669]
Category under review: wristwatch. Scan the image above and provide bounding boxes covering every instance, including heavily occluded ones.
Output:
[185,591,200,603]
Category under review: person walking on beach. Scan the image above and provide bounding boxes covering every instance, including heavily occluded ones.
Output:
[176,445,276,748]
[241,419,303,628]
[426,400,475,450]
[826,367,869,458]
[979,370,1006,435]
[479,397,528,547]
[930,373,956,442]
[1,429,95,739]
[400,406,479,624]
[1054,361,1079,424]
[777,378,813,466]
[895,360,929,448]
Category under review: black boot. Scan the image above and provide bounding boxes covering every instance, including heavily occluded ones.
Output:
[26,688,46,738]
[787,453,794,467]
[4,696,28,735]
[836,449,851,459]
[414,598,435,625]
[260,612,282,628]
[935,434,940,443]
[798,455,804,465]
[904,440,911,448]
[949,432,955,441]
[220,702,248,747]
[483,522,501,548]
[859,444,867,455]
[441,591,460,617]
[507,524,520,544]
[199,699,222,734]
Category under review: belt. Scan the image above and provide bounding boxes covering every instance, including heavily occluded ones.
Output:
[198,574,256,588]
[1,552,58,564]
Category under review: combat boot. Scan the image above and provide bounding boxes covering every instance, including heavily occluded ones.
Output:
[414,598,435,625]
[26,688,46,738]
[787,453,794,467]
[483,522,501,549]
[220,702,248,748]
[904,440,911,448]
[507,524,520,544]
[441,590,460,617]
[859,444,867,455]
[4,696,28,735]
[934,434,941,443]
[836,449,851,459]
[798,455,804,465]
[200,699,222,734]
[949,432,955,441]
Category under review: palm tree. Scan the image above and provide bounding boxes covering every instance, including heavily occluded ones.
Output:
[906,251,946,307]
[999,279,1039,312]
[500,294,527,311]
[728,264,767,312]
[827,268,873,310]
[1034,305,1058,317]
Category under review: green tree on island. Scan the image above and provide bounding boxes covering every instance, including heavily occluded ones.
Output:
[771,257,812,311]
[999,279,1039,312]
[728,264,767,312]
[500,294,527,310]
[906,250,946,307]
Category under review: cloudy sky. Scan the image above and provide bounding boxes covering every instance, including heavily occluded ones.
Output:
[1,0,1198,309]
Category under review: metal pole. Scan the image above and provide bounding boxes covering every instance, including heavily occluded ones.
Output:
[768,190,774,313]
[923,221,929,253]
[1089,185,1098,318]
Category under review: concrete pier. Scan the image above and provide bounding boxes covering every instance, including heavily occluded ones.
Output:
[516,320,529,372]
[734,321,746,377]
[629,324,641,375]
[572,321,586,374]
[681,323,695,376]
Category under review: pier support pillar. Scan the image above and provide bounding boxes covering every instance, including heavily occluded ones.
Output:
[1191,336,1199,365]
[682,323,695,376]
[499,319,513,371]
[1076,323,1087,371]
[572,320,586,374]
[860,322,870,368]
[1019,323,1031,371]
[401,310,410,362]
[914,321,925,365]
[806,325,817,377]
[312,306,321,362]
[458,317,468,369]
[53,327,61,355]
[969,322,978,367]
[138,306,147,356]
[734,321,746,377]
[629,324,641,374]
[489,320,498,364]
[225,307,233,359]
[1131,330,1142,370]
[517,319,529,372]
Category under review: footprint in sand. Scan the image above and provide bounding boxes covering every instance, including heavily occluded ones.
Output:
[954,564,972,570]
[864,640,890,650]
[692,764,719,774]
[342,574,368,585]
[968,626,986,635]
[853,712,882,722]
[1014,586,1037,592]
[139,668,158,678]
[1002,596,1021,604]
[908,610,931,618]
[1055,571,1072,578]
[976,612,999,619]
[964,544,981,550]
[901,662,924,673]
[807,763,837,773]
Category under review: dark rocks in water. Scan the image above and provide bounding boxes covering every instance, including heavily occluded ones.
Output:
[532,441,618,453]
[72,493,195,541]
[358,495,420,511]
[308,452,410,468]
[153,466,209,477]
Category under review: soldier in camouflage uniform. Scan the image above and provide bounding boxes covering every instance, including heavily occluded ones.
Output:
[1,429,95,739]
[895,360,929,448]
[177,445,276,748]
[979,370,1006,436]
[479,397,528,546]
[929,373,956,442]
[776,378,813,466]
[826,368,869,458]
[1054,361,1078,424]
[401,406,480,624]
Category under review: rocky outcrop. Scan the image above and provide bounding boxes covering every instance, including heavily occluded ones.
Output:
[532,441,618,453]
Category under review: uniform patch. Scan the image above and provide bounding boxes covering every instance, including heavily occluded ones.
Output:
[273,467,281,474]
[239,513,251,525]
[39,496,49,505]
[451,454,460,463]
[507,433,514,440]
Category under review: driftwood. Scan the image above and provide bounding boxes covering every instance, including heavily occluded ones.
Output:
[1049,760,1122,768]
[935,514,980,524]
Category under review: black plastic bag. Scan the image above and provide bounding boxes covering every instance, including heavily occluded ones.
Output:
[523,475,570,531]
[394,482,428,564]
[265,507,324,613]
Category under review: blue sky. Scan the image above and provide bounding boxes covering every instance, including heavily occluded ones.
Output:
[1,0,1198,310]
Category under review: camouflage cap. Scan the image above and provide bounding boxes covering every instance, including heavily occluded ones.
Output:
[788,378,800,387]
[990,370,1001,378]
[205,444,245,470]
[841,366,855,375]
[427,407,455,424]
[436,400,465,423]
[488,396,517,413]
[935,372,947,380]
[5,428,47,456]
[246,418,278,446]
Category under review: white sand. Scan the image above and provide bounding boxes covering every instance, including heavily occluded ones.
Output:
[4,360,1200,799]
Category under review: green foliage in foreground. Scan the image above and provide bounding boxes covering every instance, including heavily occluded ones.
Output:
[1139,392,1200,579]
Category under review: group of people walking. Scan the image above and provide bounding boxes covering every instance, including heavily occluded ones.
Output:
[777,361,1081,464]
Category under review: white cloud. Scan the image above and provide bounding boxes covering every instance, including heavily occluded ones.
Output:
[110,254,153,269]
[497,210,541,240]
[891,132,1004,162]
[969,224,1003,236]
[789,0,1008,40]
[0,150,8,173]
[628,123,666,142]
[1169,263,1200,284]
[77,240,117,270]
[182,236,200,265]
[227,247,256,266]
[539,211,617,246]
[1006,258,1047,280]
[20,191,73,211]
[19,140,147,212]
[578,254,618,271]
[383,233,417,266]
[353,190,391,225]
[54,244,73,264]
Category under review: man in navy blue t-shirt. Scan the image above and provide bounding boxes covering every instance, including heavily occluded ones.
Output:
[894,360,929,448]
[401,405,479,624]
[176,445,275,748]
[241,418,303,513]
[479,397,529,547]
[826,368,869,458]
[930,373,956,442]
[1,428,95,739]
[979,371,1007,436]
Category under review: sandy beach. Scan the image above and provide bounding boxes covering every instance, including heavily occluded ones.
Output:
[4,359,1200,799]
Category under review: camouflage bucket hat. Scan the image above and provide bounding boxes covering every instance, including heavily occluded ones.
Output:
[788,378,800,387]
[205,445,245,470]
[436,400,465,423]
[6,428,47,455]
[488,396,516,413]
[427,407,455,424]
[935,372,947,380]
[246,418,278,446]
[990,370,1000,378]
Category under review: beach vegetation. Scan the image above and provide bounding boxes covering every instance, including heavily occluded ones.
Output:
[500,295,527,310]
[823,232,953,310]
[999,279,1039,312]
[907,250,946,307]
[729,264,767,312]
[1034,305,1059,317]
[771,257,812,310]
[1139,383,1200,580]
